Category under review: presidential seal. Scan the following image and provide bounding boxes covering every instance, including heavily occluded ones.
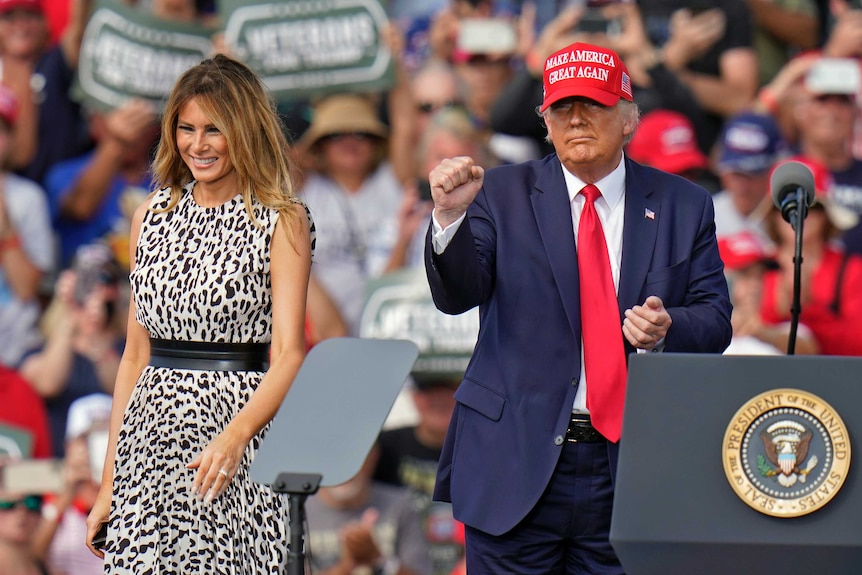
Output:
[722,388,851,518]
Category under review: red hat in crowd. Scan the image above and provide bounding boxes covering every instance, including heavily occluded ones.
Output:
[540,42,633,112]
[626,109,709,175]
[0,0,43,15]
[0,84,19,128]
[718,231,773,271]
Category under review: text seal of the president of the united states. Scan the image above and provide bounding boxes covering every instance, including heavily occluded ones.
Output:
[722,388,851,518]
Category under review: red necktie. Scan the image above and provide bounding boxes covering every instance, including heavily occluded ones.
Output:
[577,184,627,443]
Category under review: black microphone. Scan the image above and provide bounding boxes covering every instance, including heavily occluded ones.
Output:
[770,160,816,228]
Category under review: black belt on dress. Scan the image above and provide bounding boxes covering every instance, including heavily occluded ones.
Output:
[566,413,606,443]
[148,338,270,372]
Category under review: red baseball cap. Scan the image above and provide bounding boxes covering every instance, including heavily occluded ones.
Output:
[540,42,633,112]
[0,0,43,15]
[626,110,708,175]
[0,84,19,128]
[718,231,773,271]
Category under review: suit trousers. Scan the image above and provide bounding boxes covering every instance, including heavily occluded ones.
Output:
[464,439,625,574]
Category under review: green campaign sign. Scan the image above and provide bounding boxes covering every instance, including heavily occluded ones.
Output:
[360,269,478,377]
[77,0,214,111]
[221,0,395,100]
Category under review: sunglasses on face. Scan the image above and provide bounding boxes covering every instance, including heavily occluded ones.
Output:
[812,94,854,105]
[462,54,511,66]
[0,495,43,513]
[320,132,377,143]
[417,100,464,114]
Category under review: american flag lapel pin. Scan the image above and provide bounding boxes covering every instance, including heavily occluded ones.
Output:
[645,207,655,220]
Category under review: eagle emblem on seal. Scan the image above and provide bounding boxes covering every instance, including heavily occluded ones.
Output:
[758,420,818,487]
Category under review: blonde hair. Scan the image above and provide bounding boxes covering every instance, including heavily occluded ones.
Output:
[151,54,304,233]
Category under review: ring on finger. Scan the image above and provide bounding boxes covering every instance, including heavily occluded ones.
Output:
[218,468,229,478]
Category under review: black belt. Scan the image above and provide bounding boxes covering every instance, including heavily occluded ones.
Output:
[149,338,270,372]
[566,413,606,443]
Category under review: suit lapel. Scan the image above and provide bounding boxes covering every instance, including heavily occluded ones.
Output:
[532,160,581,339]
[531,158,660,338]
[618,158,659,315]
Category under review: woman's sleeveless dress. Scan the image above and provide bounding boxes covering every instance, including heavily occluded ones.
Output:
[104,183,293,574]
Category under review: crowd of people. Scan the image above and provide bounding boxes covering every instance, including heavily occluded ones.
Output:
[2,0,862,573]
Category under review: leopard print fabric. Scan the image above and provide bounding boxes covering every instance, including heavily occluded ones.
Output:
[105,183,312,574]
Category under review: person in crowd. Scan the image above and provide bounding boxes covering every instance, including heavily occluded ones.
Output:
[0,0,41,170]
[747,9,862,250]
[19,244,122,459]
[84,54,314,574]
[424,41,731,572]
[425,0,494,64]
[712,111,789,242]
[424,0,540,164]
[718,230,817,355]
[1,0,94,185]
[374,374,463,575]
[624,108,717,191]
[409,59,463,139]
[36,394,111,575]
[450,22,538,164]
[296,23,416,334]
[748,50,819,147]
[789,56,862,255]
[0,479,47,575]
[0,84,54,369]
[616,0,759,149]
[305,445,433,575]
[298,89,413,334]
[44,98,159,270]
[751,156,862,355]
[388,105,492,272]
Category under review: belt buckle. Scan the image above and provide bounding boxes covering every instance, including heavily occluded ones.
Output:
[566,415,603,443]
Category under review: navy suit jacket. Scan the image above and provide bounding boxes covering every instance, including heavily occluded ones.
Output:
[425,155,732,536]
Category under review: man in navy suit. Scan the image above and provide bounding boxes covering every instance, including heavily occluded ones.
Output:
[424,41,732,574]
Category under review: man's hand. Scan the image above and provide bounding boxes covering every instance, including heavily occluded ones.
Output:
[340,508,382,566]
[824,3,862,57]
[623,295,672,350]
[663,8,726,71]
[428,156,484,228]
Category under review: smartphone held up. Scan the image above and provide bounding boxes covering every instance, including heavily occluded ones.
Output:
[569,0,629,37]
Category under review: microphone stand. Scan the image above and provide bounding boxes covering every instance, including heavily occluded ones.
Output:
[784,188,808,355]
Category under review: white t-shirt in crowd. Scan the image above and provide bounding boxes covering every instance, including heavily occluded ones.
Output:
[300,162,402,335]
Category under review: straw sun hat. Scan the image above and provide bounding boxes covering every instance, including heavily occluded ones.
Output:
[298,93,389,151]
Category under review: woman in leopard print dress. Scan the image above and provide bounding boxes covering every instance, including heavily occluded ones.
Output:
[85,54,314,574]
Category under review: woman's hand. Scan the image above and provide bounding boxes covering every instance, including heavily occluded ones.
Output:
[186,428,248,504]
[85,486,112,558]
